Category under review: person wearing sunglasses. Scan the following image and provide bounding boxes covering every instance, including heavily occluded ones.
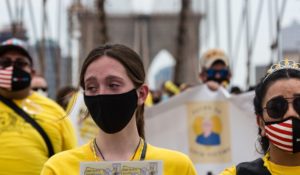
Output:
[199,49,232,91]
[220,59,300,175]
[0,38,76,175]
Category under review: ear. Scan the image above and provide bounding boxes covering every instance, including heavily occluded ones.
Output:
[199,70,207,82]
[30,68,36,76]
[227,70,232,80]
[137,84,149,105]
[256,114,266,136]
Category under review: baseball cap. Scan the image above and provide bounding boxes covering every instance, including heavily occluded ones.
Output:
[0,38,33,65]
[201,48,229,68]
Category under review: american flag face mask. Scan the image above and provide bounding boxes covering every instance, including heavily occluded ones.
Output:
[0,66,31,91]
[265,117,300,153]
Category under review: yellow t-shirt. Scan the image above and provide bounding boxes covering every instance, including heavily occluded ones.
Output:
[41,139,197,175]
[220,154,300,175]
[0,92,76,175]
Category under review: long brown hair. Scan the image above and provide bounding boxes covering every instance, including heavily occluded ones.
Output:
[79,44,146,139]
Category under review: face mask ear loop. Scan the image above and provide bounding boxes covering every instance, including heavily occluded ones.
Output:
[135,87,143,106]
[256,114,271,155]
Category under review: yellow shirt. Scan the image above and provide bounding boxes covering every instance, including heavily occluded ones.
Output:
[0,92,76,175]
[220,154,300,175]
[41,139,197,175]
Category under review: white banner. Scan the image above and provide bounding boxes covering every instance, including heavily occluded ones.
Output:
[144,85,259,175]
[80,160,163,175]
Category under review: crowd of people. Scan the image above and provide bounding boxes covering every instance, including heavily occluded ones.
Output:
[0,37,299,175]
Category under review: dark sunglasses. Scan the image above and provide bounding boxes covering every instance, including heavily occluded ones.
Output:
[206,69,229,78]
[264,96,300,119]
[0,57,31,68]
[32,87,48,92]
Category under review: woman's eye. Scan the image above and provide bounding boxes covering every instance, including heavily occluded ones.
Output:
[109,83,120,89]
[86,86,97,92]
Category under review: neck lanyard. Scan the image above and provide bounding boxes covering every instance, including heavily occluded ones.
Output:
[140,139,147,160]
[92,138,147,161]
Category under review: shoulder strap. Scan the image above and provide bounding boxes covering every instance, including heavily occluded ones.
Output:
[236,158,271,175]
[0,95,54,157]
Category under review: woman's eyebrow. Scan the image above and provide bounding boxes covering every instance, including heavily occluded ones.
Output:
[105,75,124,81]
[85,76,97,83]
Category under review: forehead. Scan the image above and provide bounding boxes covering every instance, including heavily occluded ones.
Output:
[32,77,47,86]
[84,56,129,81]
[209,61,227,70]
[263,78,300,102]
[203,118,212,124]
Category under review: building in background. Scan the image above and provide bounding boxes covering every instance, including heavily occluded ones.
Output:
[282,21,300,61]
[255,20,300,84]
[68,1,202,87]
[35,39,72,99]
[0,23,28,42]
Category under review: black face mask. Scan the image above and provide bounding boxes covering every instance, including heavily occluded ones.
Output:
[84,89,138,134]
[0,66,31,91]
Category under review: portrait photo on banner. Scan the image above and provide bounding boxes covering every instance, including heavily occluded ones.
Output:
[187,101,231,163]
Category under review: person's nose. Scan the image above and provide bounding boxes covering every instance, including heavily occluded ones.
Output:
[215,73,221,79]
[98,87,109,95]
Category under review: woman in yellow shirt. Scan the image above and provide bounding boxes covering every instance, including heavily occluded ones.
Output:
[221,59,300,175]
[41,44,197,175]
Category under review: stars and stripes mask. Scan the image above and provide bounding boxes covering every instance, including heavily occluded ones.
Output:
[0,66,31,91]
[265,117,300,153]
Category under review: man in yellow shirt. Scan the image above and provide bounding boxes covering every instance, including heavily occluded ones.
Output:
[0,38,76,175]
